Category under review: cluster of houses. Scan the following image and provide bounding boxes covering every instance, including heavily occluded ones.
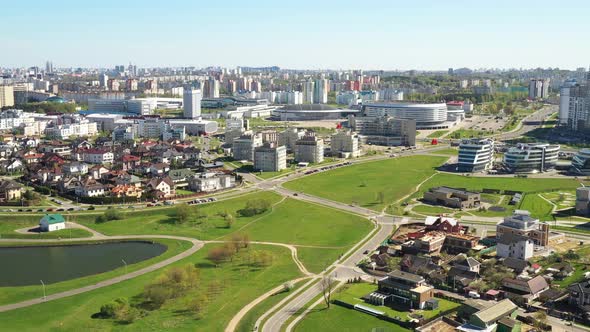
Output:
[358,210,590,329]
[0,134,236,203]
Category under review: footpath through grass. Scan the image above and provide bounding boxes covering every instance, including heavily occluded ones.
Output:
[0,243,302,332]
[284,155,448,211]
[0,238,188,306]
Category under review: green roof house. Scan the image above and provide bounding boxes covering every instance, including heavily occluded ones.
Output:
[39,214,66,232]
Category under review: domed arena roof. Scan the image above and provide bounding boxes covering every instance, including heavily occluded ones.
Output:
[280,104,339,111]
[46,96,66,103]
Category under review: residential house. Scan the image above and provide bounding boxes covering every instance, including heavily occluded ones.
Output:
[111,185,143,198]
[424,216,464,233]
[400,254,442,279]
[0,158,23,173]
[147,163,170,175]
[444,233,480,253]
[371,270,434,309]
[496,210,550,246]
[404,231,446,254]
[74,177,105,197]
[0,180,23,202]
[39,214,66,232]
[147,177,174,198]
[459,299,518,331]
[168,168,196,188]
[120,154,141,171]
[89,165,109,180]
[62,162,89,175]
[82,149,114,164]
[568,280,590,313]
[496,233,534,260]
[502,275,549,303]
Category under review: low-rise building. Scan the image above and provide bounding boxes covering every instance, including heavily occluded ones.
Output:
[187,172,235,193]
[502,275,549,303]
[0,179,23,202]
[423,186,481,209]
[39,214,66,232]
[372,270,434,309]
[82,149,114,164]
[348,115,416,146]
[503,143,560,173]
[232,133,263,161]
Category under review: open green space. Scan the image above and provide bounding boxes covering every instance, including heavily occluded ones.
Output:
[427,130,448,138]
[0,238,189,306]
[0,243,302,331]
[284,155,448,211]
[427,148,457,156]
[255,166,297,180]
[237,199,372,247]
[541,191,576,210]
[518,194,555,220]
[411,204,456,215]
[295,304,411,332]
[0,220,93,239]
[297,247,345,274]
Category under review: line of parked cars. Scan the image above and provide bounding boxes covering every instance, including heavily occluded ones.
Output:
[303,162,353,175]
[188,197,217,205]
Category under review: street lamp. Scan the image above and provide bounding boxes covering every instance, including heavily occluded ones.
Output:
[40,280,46,300]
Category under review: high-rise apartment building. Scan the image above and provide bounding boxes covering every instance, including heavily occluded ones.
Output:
[206,78,220,98]
[302,81,314,104]
[254,143,287,172]
[183,88,202,119]
[313,79,328,104]
[528,78,550,99]
[0,85,15,108]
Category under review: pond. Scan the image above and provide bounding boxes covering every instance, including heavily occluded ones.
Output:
[0,241,167,286]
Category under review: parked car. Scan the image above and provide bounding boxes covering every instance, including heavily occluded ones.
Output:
[468,291,480,299]
[147,204,154,207]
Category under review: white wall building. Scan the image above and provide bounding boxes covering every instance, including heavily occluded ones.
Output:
[183,88,202,119]
[254,143,287,172]
[331,130,360,157]
[294,131,324,163]
[457,138,495,173]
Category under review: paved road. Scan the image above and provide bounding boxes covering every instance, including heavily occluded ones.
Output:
[0,235,204,313]
[494,105,557,141]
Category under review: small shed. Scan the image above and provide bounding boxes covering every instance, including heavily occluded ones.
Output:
[39,214,66,232]
[425,298,439,310]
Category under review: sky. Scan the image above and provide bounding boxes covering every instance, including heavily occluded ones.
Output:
[1,0,589,70]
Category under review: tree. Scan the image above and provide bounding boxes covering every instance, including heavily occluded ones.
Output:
[320,275,334,308]
[188,294,208,318]
[533,311,548,329]
[238,199,271,217]
[175,204,192,224]
[225,213,235,228]
[386,256,401,272]
[207,246,232,266]
[103,207,122,221]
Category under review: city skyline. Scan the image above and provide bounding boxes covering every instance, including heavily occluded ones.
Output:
[2,0,590,70]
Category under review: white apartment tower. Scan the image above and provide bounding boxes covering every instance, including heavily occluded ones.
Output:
[313,79,328,104]
[183,88,202,119]
[302,81,315,104]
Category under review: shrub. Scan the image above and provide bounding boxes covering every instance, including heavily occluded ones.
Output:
[238,199,271,217]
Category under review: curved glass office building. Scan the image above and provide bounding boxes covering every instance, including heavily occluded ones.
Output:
[503,143,560,173]
[362,102,447,129]
[571,149,590,175]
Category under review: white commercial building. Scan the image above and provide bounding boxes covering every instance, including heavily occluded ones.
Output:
[183,88,202,119]
[363,102,448,129]
[503,143,560,173]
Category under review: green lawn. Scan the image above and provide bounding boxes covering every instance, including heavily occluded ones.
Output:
[411,204,456,215]
[541,191,576,210]
[0,220,93,239]
[237,199,372,247]
[427,148,457,156]
[175,189,195,195]
[0,238,188,306]
[518,194,555,220]
[427,130,449,138]
[295,304,411,332]
[0,243,302,332]
[284,155,448,211]
[255,166,297,180]
[297,247,346,274]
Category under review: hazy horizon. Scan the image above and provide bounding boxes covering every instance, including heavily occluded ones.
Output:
[2,0,589,70]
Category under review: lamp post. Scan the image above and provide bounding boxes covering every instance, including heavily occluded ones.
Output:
[40,280,46,300]
[122,259,127,274]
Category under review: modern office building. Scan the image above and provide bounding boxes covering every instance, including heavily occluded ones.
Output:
[362,102,448,129]
[348,115,416,146]
[232,133,263,161]
[503,143,560,173]
[127,98,157,115]
[254,143,287,172]
[457,138,495,172]
[0,85,14,108]
[294,131,324,163]
[331,130,360,157]
[571,149,590,175]
[183,88,202,119]
[313,78,328,104]
[528,78,550,100]
[423,187,481,209]
[274,104,359,121]
[374,270,434,309]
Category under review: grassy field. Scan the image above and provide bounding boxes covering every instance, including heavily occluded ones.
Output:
[0,220,93,239]
[237,199,372,247]
[295,304,411,332]
[255,166,297,180]
[0,238,189,306]
[0,243,302,332]
[284,156,448,211]
[427,148,457,156]
[427,130,449,138]
[541,191,576,210]
[411,204,456,215]
[296,247,346,274]
[518,194,555,220]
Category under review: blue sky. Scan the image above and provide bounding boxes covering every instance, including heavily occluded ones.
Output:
[1,0,589,70]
